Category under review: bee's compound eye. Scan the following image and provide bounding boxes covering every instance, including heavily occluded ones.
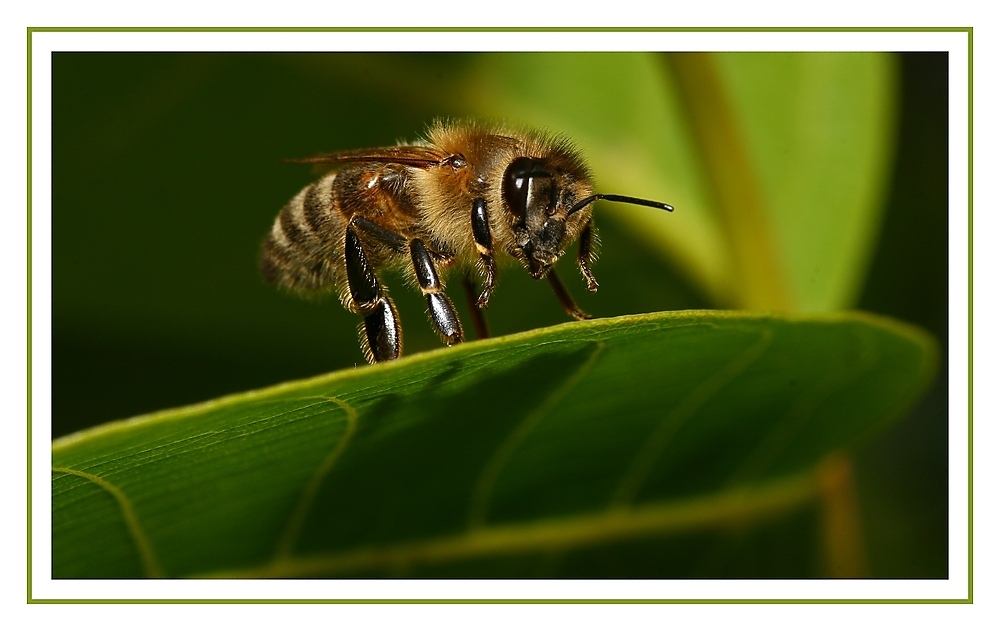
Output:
[503,157,549,222]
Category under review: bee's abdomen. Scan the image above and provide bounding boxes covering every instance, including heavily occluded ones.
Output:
[260,172,346,293]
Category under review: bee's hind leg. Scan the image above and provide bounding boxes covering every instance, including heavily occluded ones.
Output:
[344,224,402,363]
[409,238,464,347]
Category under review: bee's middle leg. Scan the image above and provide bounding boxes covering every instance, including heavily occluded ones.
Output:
[409,238,464,346]
[344,224,401,363]
[461,272,490,340]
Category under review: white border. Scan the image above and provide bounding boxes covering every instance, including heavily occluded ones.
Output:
[29,29,970,602]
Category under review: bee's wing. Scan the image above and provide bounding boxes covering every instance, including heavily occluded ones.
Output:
[287,145,449,168]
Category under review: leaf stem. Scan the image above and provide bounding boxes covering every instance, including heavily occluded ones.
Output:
[817,453,868,577]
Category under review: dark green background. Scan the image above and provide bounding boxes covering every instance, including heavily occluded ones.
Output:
[49,52,949,577]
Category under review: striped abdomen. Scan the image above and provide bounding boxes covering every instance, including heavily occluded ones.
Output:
[260,172,347,293]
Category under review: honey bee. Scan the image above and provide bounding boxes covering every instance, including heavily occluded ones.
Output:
[260,121,673,363]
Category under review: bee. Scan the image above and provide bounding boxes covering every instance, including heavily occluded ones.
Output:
[260,121,673,363]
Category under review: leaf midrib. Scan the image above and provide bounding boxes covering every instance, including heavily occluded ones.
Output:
[196,467,821,578]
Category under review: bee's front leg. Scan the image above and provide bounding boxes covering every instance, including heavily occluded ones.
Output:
[344,222,402,363]
[578,218,599,292]
[470,199,497,308]
[409,238,464,346]
[546,269,592,321]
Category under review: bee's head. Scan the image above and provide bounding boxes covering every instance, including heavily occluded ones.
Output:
[502,156,593,279]
[501,154,674,280]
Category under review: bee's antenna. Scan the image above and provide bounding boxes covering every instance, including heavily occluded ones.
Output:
[568,194,674,216]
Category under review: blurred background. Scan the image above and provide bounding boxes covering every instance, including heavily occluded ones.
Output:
[49,52,948,577]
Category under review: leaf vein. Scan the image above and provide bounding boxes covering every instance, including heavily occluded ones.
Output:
[51,466,164,578]
[609,327,774,508]
[271,396,359,562]
[466,341,605,529]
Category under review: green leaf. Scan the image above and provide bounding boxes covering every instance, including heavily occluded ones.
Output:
[52,310,936,579]
[707,53,898,311]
